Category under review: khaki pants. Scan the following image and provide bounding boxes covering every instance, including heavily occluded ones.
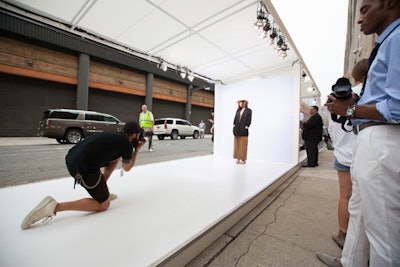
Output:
[233,136,248,161]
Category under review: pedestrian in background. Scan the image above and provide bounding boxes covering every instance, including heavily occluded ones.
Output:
[302,105,323,167]
[198,120,206,139]
[208,109,215,142]
[139,104,154,152]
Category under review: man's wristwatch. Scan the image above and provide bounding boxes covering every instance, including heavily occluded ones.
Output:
[346,105,356,117]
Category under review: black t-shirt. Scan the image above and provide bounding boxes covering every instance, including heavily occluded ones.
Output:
[65,131,133,174]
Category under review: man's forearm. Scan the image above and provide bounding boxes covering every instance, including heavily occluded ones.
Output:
[353,104,386,121]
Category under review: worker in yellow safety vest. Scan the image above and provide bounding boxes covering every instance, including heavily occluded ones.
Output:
[139,105,154,152]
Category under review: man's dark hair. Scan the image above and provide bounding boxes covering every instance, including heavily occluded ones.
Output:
[123,121,141,135]
[311,105,319,111]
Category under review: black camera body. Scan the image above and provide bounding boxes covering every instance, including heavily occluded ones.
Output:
[327,77,353,124]
[131,128,145,148]
[327,77,353,103]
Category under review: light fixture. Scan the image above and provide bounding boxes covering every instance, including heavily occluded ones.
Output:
[254,1,268,28]
[157,58,168,71]
[263,19,271,32]
[187,71,194,82]
[178,66,186,79]
[255,1,289,59]
[312,98,317,105]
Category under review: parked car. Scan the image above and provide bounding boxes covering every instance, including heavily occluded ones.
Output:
[153,118,200,140]
[37,109,125,144]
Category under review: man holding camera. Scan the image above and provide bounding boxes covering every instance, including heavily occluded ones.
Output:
[323,0,400,266]
[20,121,146,230]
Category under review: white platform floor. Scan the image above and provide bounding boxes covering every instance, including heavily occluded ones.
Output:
[0,155,299,267]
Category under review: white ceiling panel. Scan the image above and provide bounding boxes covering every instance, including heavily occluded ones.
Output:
[155,34,228,69]
[77,1,156,40]
[116,9,188,53]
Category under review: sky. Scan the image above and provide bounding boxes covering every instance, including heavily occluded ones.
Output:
[271,0,349,102]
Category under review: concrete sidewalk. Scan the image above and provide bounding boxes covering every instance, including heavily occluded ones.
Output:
[0,137,58,146]
[187,148,341,267]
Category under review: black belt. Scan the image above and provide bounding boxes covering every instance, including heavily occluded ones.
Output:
[353,121,396,135]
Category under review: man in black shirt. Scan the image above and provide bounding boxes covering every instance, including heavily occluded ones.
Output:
[21,121,145,230]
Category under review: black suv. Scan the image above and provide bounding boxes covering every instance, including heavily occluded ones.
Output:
[38,109,125,144]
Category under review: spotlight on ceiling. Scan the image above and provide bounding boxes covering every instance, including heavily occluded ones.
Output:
[178,66,187,79]
[255,1,289,59]
[187,72,194,82]
[157,59,168,71]
[254,1,267,28]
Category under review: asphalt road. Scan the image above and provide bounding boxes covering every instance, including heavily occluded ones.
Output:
[0,136,213,188]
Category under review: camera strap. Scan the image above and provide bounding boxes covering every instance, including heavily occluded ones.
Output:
[332,114,353,133]
[341,118,353,133]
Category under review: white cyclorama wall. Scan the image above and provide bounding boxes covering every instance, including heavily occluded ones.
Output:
[214,66,300,164]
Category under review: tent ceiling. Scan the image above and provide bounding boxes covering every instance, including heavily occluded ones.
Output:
[2,0,318,98]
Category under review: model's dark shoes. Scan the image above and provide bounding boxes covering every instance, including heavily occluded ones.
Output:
[316,252,343,267]
[331,230,346,249]
[20,196,57,230]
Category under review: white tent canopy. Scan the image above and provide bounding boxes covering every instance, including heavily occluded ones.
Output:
[1,0,321,99]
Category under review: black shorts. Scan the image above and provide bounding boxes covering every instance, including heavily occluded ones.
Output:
[73,169,109,203]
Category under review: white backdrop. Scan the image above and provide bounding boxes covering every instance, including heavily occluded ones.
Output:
[214,66,301,164]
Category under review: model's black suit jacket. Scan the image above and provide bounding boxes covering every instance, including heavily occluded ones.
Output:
[233,108,252,136]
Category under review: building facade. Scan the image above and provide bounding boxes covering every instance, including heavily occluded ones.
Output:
[0,11,214,136]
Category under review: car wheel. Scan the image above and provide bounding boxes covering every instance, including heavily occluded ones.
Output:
[171,130,179,140]
[65,129,83,144]
[193,131,199,139]
[157,135,165,140]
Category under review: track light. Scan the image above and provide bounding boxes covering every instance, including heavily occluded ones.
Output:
[255,1,289,59]
[178,66,186,79]
[277,36,284,48]
[254,1,267,28]
[187,72,194,82]
[157,59,168,71]
[263,19,271,32]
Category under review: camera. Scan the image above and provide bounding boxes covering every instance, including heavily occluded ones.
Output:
[328,77,353,102]
[131,128,145,148]
[327,77,354,128]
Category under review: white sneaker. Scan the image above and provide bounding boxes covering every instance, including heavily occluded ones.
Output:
[20,196,57,230]
[149,148,154,152]
[109,193,118,201]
